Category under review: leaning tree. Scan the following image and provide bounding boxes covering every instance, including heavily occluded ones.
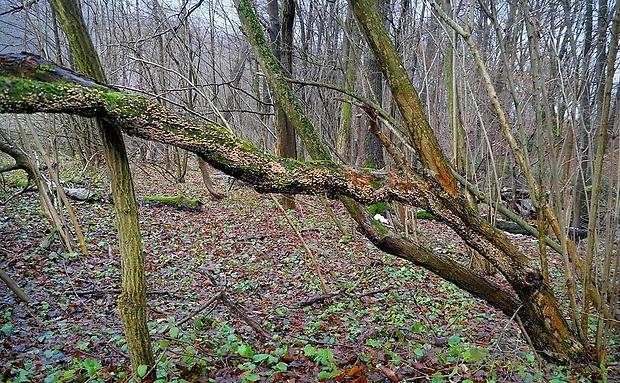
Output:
[0,47,582,364]
[1,0,619,368]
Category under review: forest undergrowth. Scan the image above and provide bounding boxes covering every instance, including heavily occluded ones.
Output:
[0,162,616,382]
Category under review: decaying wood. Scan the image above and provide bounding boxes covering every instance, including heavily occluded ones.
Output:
[0,55,532,285]
[0,52,586,363]
[72,289,175,298]
[141,195,203,212]
[219,291,271,340]
[173,274,270,339]
[64,187,98,201]
[0,268,32,303]
[175,292,222,327]
[298,290,344,307]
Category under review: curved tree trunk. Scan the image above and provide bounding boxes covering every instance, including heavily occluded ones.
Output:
[47,0,155,377]
[348,0,584,362]
[198,156,225,199]
[0,48,586,363]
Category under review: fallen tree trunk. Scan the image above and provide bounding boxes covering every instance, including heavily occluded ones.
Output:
[494,219,588,240]
[141,195,203,211]
[416,210,589,239]
[0,52,586,363]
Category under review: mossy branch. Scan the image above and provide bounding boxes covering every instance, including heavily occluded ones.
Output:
[0,55,432,208]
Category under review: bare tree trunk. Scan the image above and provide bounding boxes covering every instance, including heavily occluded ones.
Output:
[336,6,358,163]
[583,0,620,360]
[198,156,224,199]
[573,0,594,229]
[362,0,386,169]
[47,0,155,377]
[442,0,493,275]
[268,0,297,210]
[350,0,584,362]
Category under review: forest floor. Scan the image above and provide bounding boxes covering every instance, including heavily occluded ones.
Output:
[0,162,617,382]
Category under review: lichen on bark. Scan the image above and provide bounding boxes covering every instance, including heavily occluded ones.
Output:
[0,51,587,362]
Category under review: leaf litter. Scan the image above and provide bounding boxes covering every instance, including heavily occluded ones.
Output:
[0,165,613,382]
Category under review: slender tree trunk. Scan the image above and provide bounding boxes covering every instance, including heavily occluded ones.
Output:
[336,7,358,163]
[573,0,594,229]
[47,0,155,377]
[584,0,620,359]
[198,156,224,199]
[350,0,585,362]
[363,0,386,169]
[442,0,493,275]
[268,0,297,210]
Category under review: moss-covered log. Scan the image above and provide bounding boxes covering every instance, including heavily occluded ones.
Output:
[0,54,431,206]
[142,195,203,211]
[0,62,528,284]
[0,52,587,363]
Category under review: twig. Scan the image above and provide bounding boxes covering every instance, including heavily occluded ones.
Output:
[298,290,344,308]
[175,292,221,327]
[355,286,392,299]
[269,194,329,294]
[297,286,393,308]
[190,274,271,340]
[71,289,175,297]
[219,291,271,340]
[318,195,347,236]
[0,247,17,257]
[292,335,357,349]
[0,181,35,206]
[515,311,542,367]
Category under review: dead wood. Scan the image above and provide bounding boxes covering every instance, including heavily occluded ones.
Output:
[175,274,271,339]
[72,289,175,298]
[175,292,222,327]
[298,290,344,307]
[219,291,271,340]
[355,286,392,299]
[64,187,98,202]
[140,195,203,212]
[298,286,393,308]
[0,268,32,303]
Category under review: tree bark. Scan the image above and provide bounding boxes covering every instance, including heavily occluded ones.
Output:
[336,6,358,163]
[441,0,493,276]
[0,51,586,363]
[349,0,458,196]
[268,0,298,210]
[349,0,584,362]
[46,0,155,376]
[362,0,386,170]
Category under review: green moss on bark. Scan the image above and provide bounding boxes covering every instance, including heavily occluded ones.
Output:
[142,195,203,211]
[372,219,389,234]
